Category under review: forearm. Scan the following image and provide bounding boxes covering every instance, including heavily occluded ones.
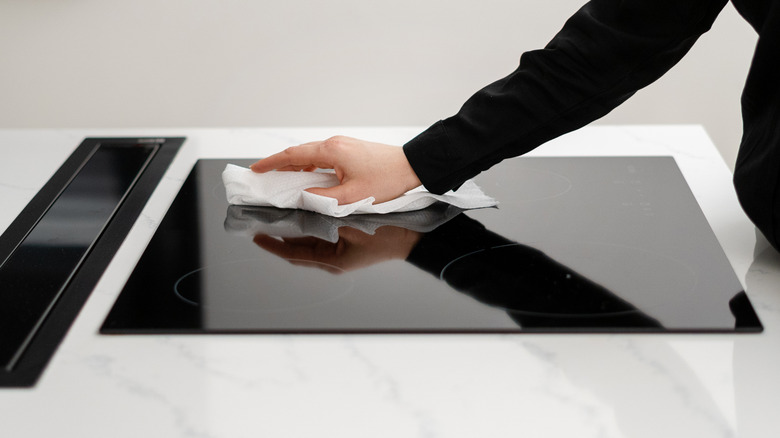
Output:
[404,0,727,194]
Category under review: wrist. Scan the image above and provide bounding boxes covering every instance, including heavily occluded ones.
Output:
[398,148,422,192]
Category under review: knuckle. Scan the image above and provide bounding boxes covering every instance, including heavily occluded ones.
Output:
[323,136,347,151]
[282,146,297,157]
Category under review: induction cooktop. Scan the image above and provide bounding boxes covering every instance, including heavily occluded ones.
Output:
[100,157,762,334]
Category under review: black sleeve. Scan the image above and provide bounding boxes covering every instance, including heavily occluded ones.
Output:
[403,0,728,194]
[731,0,780,250]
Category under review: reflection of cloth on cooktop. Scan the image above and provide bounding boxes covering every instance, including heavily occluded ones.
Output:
[224,203,463,243]
[222,164,497,217]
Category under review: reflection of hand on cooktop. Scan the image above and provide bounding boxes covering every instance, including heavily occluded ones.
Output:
[252,226,422,274]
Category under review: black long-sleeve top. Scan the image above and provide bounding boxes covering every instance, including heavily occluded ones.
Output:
[403,0,780,249]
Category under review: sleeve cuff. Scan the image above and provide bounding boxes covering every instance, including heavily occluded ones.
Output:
[403,121,468,195]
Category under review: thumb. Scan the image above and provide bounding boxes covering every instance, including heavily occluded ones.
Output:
[305,183,369,205]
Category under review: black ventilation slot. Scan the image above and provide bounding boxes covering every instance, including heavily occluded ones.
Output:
[0,137,184,387]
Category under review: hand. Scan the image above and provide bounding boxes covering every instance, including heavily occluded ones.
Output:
[250,136,422,205]
[252,226,422,274]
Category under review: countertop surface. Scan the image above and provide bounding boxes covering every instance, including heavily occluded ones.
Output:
[1,126,778,438]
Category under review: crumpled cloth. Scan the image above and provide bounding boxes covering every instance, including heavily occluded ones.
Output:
[222,164,497,217]
[224,203,464,243]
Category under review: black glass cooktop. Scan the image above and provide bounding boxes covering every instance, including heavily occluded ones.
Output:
[101,157,762,334]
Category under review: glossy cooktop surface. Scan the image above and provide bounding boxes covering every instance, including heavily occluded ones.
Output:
[101,157,761,333]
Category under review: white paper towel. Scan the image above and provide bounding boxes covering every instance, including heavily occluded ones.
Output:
[222,164,497,217]
[224,203,464,243]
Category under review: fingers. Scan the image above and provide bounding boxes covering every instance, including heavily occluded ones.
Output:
[272,164,318,172]
[250,138,343,173]
[248,136,421,206]
[248,148,308,173]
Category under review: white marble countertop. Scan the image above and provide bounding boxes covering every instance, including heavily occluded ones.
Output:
[1,126,778,438]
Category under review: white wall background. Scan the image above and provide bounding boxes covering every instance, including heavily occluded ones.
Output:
[0,0,757,168]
